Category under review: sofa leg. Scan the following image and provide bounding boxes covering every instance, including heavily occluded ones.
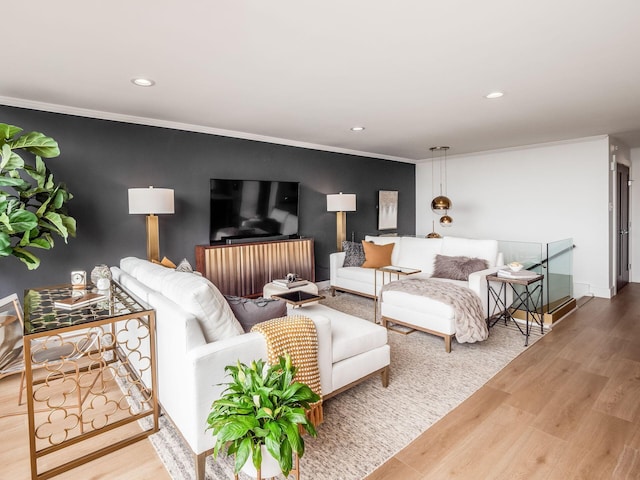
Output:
[381,366,389,388]
[195,452,207,480]
[444,335,452,353]
[330,287,336,297]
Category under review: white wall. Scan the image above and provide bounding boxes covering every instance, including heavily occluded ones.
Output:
[631,147,640,283]
[416,136,612,298]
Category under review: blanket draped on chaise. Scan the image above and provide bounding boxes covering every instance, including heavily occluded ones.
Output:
[380,278,488,343]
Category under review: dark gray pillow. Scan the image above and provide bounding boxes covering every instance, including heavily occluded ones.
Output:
[224,295,287,333]
[342,240,365,267]
[432,255,489,281]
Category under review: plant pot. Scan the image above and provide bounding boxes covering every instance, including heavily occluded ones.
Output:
[240,446,281,479]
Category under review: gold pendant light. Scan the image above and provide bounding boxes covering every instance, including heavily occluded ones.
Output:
[430,146,453,226]
[431,195,452,212]
[430,146,452,214]
[440,214,453,227]
[426,220,441,238]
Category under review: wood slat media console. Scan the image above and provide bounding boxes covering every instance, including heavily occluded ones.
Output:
[195,238,315,297]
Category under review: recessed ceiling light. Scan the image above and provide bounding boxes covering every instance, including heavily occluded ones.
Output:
[350,126,365,131]
[131,77,155,87]
[485,91,504,99]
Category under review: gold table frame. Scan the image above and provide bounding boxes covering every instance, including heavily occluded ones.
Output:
[373,266,421,324]
[23,282,158,480]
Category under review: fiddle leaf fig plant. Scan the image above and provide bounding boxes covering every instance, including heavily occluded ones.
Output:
[207,354,320,477]
[0,123,76,270]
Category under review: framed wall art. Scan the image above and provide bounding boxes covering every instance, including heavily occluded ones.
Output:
[378,190,398,230]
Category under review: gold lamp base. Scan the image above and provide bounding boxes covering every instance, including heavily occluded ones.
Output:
[146,214,160,262]
[336,211,347,251]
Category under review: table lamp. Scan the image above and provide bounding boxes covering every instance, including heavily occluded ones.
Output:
[128,186,174,262]
[327,193,356,251]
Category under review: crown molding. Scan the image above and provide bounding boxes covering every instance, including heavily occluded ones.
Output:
[414,134,610,163]
[0,96,415,164]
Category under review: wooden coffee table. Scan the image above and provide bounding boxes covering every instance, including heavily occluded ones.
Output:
[272,290,325,308]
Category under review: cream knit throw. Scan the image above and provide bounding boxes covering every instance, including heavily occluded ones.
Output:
[251,315,323,426]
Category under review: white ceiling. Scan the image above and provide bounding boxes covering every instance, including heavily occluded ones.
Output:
[3,1,640,163]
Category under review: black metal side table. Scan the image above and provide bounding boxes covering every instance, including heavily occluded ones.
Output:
[486,272,544,346]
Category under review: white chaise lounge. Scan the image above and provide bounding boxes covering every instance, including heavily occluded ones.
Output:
[330,235,507,351]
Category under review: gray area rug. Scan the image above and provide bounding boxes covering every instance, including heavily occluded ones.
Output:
[149,289,543,480]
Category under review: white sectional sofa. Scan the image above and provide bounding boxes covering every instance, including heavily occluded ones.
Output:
[111,257,390,480]
[330,235,506,351]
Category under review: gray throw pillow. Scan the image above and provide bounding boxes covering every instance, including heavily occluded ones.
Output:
[224,295,287,333]
[175,258,194,273]
[432,254,489,281]
[342,240,365,267]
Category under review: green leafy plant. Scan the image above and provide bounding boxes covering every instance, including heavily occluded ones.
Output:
[0,123,76,270]
[206,354,320,476]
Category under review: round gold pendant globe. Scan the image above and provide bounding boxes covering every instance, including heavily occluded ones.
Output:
[426,231,442,238]
[431,195,452,213]
[440,215,453,227]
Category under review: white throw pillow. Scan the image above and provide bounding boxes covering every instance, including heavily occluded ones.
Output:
[120,256,152,278]
[159,271,243,343]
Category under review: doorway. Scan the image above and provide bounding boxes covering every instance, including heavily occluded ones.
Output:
[616,163,630,292]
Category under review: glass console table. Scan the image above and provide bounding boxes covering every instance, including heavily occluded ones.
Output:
[23,282,158,480]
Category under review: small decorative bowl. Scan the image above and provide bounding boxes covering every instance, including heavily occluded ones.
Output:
[508,262,523,272]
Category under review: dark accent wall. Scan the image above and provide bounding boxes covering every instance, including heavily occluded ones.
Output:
[0,105,415,298]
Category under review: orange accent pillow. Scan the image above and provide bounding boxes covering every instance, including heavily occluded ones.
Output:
[152,256,177,268]
[361,241,394,268]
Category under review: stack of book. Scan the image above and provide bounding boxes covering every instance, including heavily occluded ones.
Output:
[497,269,539,280]
[272,278,309,288]
[54,292,107,310]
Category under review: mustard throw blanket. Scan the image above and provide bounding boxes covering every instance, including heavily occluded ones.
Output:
[251,315,323,426]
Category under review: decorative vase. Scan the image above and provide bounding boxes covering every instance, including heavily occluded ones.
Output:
[91,264,111,285]
[240,446,282,479]
[96,277,111,290]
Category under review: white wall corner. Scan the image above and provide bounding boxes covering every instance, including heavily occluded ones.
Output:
[573,283,591,300]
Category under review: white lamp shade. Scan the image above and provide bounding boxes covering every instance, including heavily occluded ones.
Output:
[327,193,356,212]
[128,187,175,214]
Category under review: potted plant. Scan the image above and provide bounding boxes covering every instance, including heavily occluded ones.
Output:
[0,123,76,270]
[206,354,320,478]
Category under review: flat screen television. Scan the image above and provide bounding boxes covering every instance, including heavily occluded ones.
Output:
[210,179,299,244]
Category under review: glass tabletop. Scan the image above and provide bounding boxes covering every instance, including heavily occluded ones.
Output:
[23,281,150,335]
[272,290,324,304]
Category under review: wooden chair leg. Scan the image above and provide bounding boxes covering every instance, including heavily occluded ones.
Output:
[381,366,389,388]
[195,452,207,480]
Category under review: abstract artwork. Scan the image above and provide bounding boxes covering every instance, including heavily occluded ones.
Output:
[378,190,398,230]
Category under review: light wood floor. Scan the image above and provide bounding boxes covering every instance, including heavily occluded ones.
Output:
[2,284,639,479]
[366,283,640,480]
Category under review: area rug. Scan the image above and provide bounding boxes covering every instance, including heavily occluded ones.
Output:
[149,289,543,480]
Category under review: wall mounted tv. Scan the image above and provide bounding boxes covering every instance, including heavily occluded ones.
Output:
[210,179,300,244]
